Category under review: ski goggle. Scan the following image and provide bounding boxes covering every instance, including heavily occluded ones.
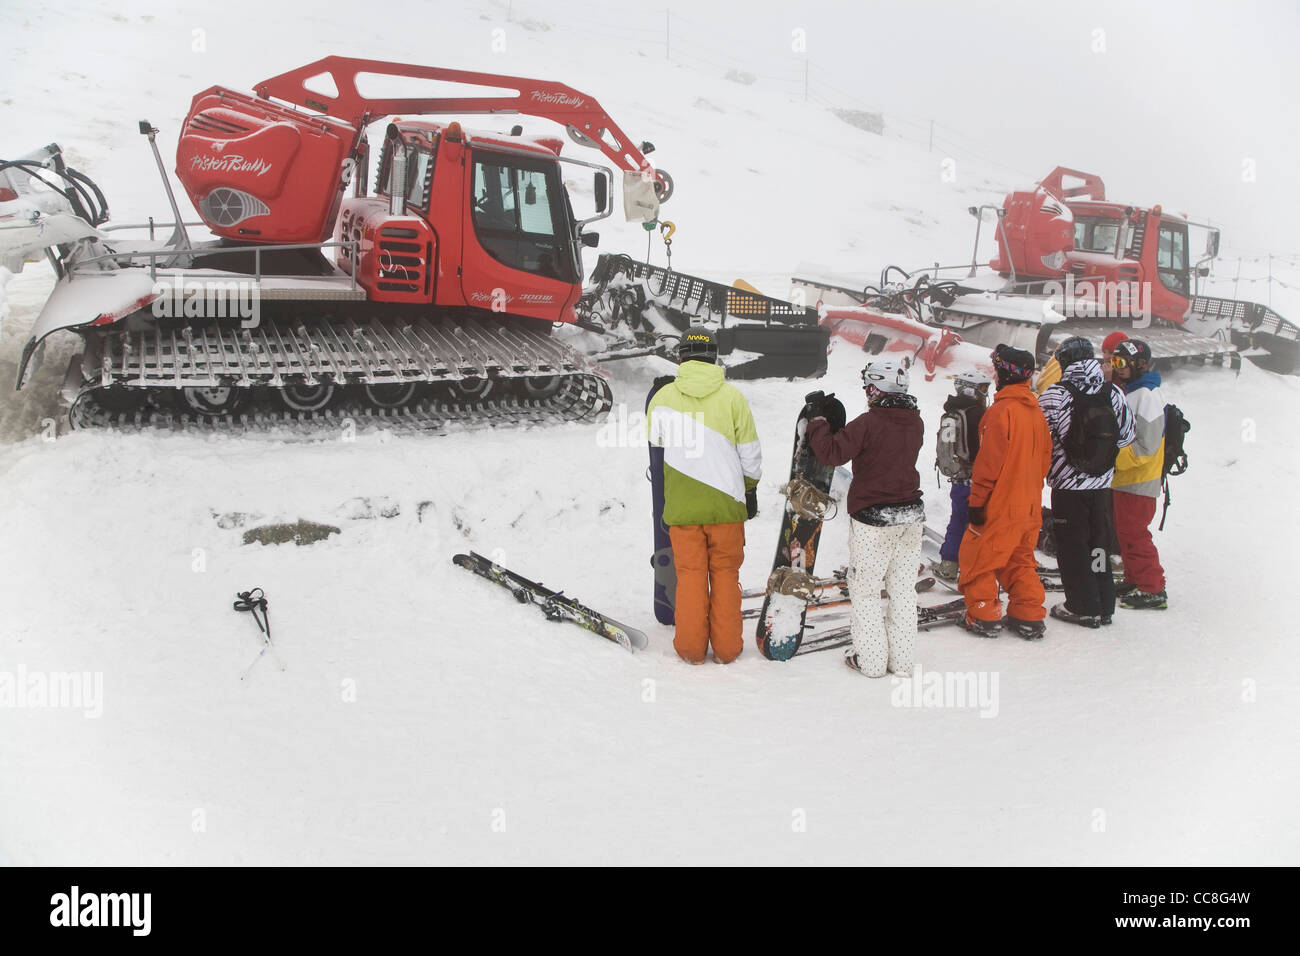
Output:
[1110,355,1130,369]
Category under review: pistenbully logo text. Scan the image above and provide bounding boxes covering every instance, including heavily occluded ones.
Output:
[529,90,585,108]
[189,154,273,176]
[50,886,151,936]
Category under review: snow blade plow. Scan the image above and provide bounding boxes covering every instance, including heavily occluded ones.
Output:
[817,304,963,381]
[582,254,830,379]
[797,273,1240,376]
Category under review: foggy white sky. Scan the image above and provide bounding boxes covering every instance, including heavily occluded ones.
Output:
[545,0,1300,254]
[4,0,1294,254]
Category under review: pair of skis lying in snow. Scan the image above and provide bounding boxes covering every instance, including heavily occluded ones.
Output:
[453,551,649,652]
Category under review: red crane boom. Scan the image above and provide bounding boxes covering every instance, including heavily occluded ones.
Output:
[253,56,665,194]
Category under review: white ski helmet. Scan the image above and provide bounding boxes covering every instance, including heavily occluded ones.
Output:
[953,369,992,398]
[861,357,911,394]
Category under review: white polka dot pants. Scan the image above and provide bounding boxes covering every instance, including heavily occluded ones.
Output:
[848,519,922,677]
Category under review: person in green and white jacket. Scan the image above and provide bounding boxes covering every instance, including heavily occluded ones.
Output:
[647,326,762,664]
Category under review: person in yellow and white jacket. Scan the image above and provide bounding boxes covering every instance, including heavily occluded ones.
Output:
[647,326,762,663]
[1110,339,1168,610]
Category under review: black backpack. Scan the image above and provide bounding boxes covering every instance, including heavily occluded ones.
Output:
[1163,404,1190,477]
[1062,382,1120,476]
[1158,403,1191,529]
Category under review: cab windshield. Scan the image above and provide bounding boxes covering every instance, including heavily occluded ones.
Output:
[471,154,576,283]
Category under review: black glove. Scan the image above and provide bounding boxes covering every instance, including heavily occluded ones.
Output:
[822,394,846,433]
[968,505,986,527]
[802,390,828,421]
[804,390,846,432]
[746,487,759,520]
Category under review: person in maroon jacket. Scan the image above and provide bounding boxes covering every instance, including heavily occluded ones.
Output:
[807,358,925,678]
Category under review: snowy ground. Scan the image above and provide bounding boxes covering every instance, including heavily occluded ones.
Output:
[3,351,1297,865]
[2,0,1298,865]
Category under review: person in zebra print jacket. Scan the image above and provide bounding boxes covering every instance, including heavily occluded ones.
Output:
[1038,338,1135,627]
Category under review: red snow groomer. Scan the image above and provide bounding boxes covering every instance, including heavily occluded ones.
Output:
[800,166,1300,375]
[4,57,824,428]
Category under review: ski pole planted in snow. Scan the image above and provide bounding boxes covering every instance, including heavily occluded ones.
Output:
[234,588,285,679]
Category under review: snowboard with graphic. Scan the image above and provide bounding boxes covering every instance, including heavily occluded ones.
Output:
[755,393,839,660]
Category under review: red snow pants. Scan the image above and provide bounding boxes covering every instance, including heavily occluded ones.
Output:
[1113,490,1166,592]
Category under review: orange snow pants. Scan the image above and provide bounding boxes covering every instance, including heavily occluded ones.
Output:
[668,522,745,664]
[958,518,1045,623]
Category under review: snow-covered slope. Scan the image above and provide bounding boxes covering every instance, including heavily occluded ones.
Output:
[2,0,1297,865]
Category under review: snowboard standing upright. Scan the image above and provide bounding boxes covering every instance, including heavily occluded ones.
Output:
[647,375,676,625]
[755,392,839,660]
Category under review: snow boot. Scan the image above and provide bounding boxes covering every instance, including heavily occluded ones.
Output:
[1003,616,1046,640]
[844,651,884,677]
[961,613,1002,638]
[1050,602,1102,629]
[932,559,960,582]
[1120,589,1168,610]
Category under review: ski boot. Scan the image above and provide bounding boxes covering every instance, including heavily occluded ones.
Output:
[1115,579,1139,599]
[961,613,1002,638]
[1050,602,1102,629]
[931,559,960,582]
[1120,589,1168,610]
[1003,616,1046,641]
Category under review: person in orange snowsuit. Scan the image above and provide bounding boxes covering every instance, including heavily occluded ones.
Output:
[957,345,1052,639]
